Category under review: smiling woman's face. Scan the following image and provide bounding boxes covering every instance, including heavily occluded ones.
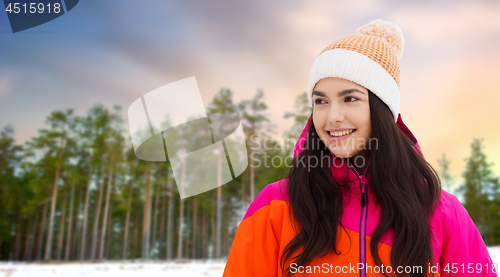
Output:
[312,77,372,160]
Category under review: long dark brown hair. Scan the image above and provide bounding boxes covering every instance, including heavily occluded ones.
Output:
[280,90,441,277]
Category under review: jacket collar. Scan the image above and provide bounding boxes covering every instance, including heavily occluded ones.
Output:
[293,113,422,186]
[330,152,369,187]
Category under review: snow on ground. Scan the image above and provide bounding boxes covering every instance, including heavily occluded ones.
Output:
[490,246,500,268]
[1,248,499,277]
[0,260,226,277]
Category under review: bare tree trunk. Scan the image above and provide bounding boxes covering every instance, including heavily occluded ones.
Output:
[200,209,205,259]
[99,155,114,259]
[202,209,208,259]
[216,148,222,259]
[222,196,231,257]
[211,195,216,259]
[56,193,67,260]
[91,162,106,259]
[177,157,187,259]
[65,183,75,261]
[184,199,191,258]
[166,177,174,260]
[28,208,40,261]
[105,196,113,259]
[45,136,65,260]
[13,221,22,260]
[37,201,49,260]
[73,182,84,260]
[142,166,153,259]
[132,213,140,258]
[158,170,168,259]
[23,220,32,261]
[192,196,197,259]
[80,165,94,260]
[122,169,135,259]
[151,170,161,259]
[241,169,247,218]
[250,129,255,201]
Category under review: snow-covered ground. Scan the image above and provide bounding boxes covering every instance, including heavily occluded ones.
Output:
[491,246,500,268]
[1,247,499,277]
[0,260,226,277]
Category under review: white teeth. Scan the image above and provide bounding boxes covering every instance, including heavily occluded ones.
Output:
[329,129,355,137]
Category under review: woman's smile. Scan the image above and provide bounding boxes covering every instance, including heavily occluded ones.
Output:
[327,128,357,141]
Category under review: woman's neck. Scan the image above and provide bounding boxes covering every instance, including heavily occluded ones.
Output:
[345,149,370,175]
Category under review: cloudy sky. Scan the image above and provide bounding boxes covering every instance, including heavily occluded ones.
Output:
[1,0,499,190]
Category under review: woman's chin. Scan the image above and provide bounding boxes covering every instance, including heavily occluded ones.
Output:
[329,150,357,159]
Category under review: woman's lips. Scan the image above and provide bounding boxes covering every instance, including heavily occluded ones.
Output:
[328,130,356,142]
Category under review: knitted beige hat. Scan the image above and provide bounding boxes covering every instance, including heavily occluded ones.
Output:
[308,19,405,122]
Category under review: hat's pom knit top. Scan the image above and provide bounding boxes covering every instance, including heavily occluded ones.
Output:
[356,19,405,59]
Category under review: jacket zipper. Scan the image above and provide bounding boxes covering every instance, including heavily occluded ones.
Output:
[350,164,369,277]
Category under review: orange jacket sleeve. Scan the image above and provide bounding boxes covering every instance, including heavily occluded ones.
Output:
[223,184,282,277]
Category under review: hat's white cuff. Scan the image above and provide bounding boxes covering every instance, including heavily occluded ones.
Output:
[308,49,400,122]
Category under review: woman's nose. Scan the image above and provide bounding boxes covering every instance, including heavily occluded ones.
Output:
[328,106,345,123]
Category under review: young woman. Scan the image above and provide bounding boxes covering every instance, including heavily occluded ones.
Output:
[223,19,496,277]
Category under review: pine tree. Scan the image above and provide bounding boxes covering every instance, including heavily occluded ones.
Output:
[24,109,76,260]
[238,89,273,202]
[458,138,500,245]
[207,88,239,259]
[283,92,312,144]
[0,125,23,259]
[437,153,455,193]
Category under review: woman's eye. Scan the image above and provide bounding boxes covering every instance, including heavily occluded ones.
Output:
[345,96,358,102]
[314,99,326,105]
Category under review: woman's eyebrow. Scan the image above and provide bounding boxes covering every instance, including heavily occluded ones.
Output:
[312,89,366,97]
[312,91,327,97]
